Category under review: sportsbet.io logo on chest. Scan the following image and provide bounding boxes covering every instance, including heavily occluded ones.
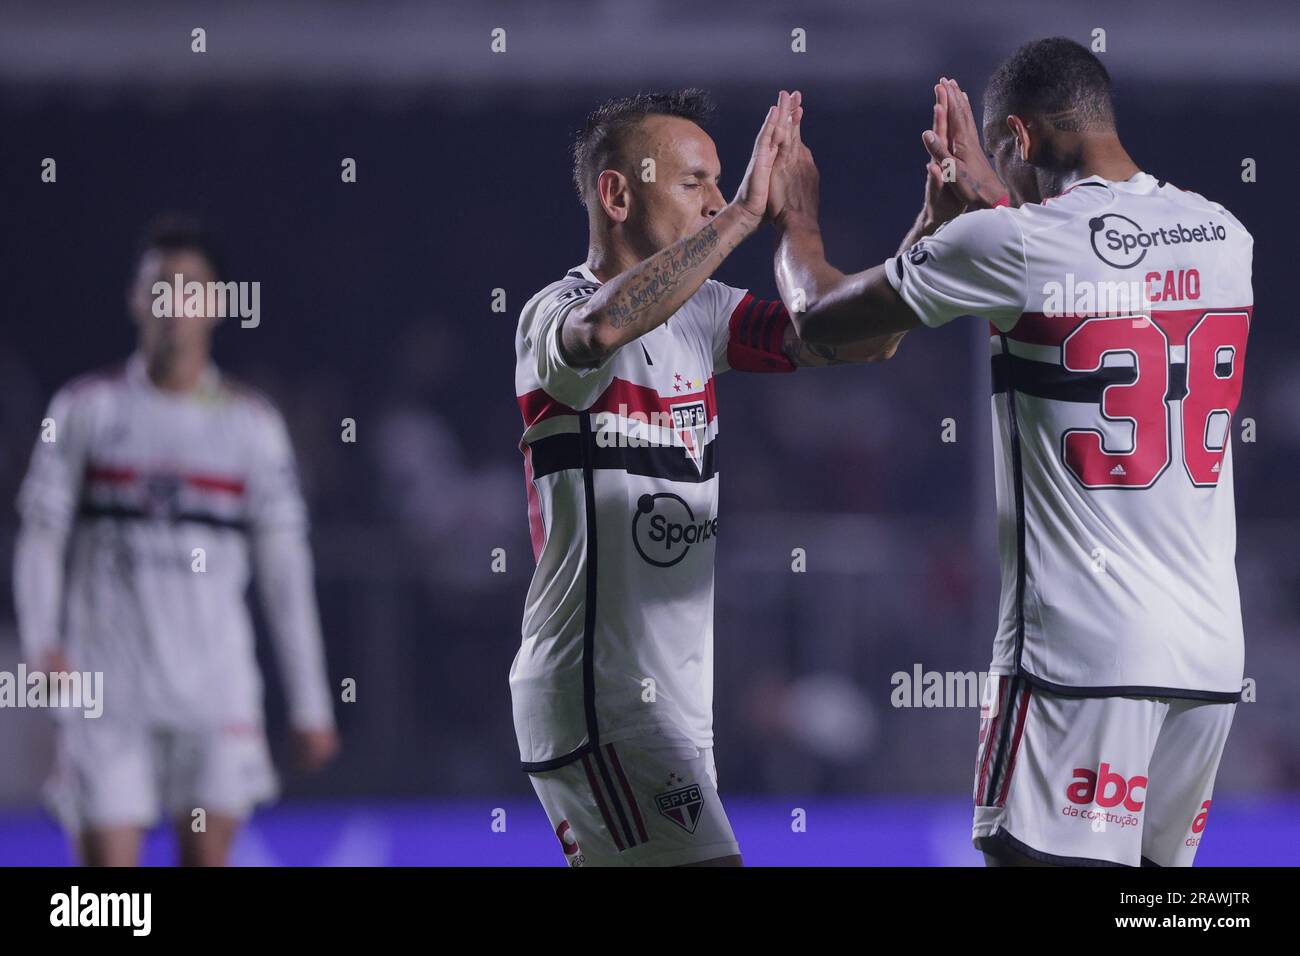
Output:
[632,492,718,568]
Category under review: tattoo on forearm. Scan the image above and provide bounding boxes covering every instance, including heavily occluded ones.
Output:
[784,335,846,367]
[604,225,721,329]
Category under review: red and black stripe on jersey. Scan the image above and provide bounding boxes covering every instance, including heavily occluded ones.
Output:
[78,461,249,530]
[990,307,1253,406]
[518,377,720,484]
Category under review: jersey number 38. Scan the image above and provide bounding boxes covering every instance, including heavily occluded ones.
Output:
[1060,310,1249,489]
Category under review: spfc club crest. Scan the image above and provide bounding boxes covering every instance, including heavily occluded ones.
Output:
[655,783,704,833]
[144,472,183,518]
[669,398,707,473]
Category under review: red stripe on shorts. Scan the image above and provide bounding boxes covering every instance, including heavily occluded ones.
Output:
[581,754,625,852]
[976,679,1008,805]
[606,744,649,844]
[996,686,1033,808]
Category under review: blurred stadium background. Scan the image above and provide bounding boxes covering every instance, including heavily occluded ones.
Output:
[1,0,1298,865]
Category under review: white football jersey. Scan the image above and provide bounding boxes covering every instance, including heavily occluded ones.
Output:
[512,263,792,769]
[15,353,334,729]
[887,172,1252,700]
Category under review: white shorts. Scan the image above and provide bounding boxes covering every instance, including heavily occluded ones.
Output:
[972,674,1235,866]
[528,732,740,867]
[45,716,279,833]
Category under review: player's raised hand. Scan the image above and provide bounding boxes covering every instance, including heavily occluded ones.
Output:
[767,90,804,222]
[733,90,794,222]
[922,77,1006,212]
[921,81,968,227]
[769,93,819,229]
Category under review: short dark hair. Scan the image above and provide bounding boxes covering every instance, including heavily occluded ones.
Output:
[572,89,715,206]
[135,213,223,279]
[985,37,1115,132]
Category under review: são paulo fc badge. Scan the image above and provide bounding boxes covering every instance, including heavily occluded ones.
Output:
[655,782,704,834]
[144,472,183,518]
[670,397,707,473]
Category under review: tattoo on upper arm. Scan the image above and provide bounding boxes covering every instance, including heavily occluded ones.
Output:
[605,225,721,329]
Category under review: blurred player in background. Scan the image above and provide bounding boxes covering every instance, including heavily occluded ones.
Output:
[769,38,1252,866]
[513,90,902,867]
[13,217,339,866]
